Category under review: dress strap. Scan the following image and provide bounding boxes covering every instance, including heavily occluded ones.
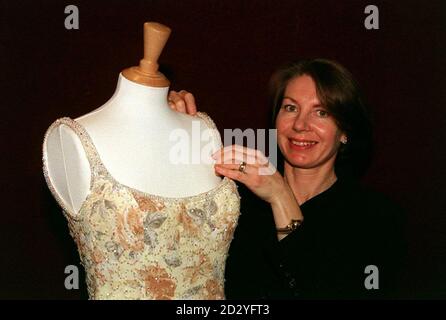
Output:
[44,117,107,175]
[195,111,223,149]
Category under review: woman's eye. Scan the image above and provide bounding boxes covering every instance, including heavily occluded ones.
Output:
[282,104,297,112]
[316,109,329,117]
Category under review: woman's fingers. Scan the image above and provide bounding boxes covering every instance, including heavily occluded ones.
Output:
[214,165,250,184]
[215,163,258,174]
[180,90,197,115]
[214,147,280,203]
[168,91,186,113]
[214,149,257,166]
[212,145,268,166]
[213,145,277,180]
[168,90,197,115]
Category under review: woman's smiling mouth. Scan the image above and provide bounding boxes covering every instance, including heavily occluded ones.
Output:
[289,138,318,150]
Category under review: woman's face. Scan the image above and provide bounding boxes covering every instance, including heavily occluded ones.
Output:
[276,75,346,170]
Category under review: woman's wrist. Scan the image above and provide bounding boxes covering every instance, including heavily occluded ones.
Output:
[269,180,295,206]
[270,185,303,230]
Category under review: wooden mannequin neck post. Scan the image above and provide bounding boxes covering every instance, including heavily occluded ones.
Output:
[122,22,171,88]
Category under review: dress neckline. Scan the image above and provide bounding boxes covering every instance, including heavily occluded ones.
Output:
[298,178,341,208]
[66,115,232,203]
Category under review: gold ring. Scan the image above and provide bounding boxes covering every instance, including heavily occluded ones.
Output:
[238,161,247,173]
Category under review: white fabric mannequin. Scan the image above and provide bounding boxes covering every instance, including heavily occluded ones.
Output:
[43,72,222,215]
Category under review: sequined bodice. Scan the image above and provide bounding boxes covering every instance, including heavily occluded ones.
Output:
[42,113,240,300]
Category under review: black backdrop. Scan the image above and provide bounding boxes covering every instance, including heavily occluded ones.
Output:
[1,0,445,299]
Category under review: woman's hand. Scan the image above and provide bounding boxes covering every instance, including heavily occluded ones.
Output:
[212,145,288,205]
[213,145,303,240]
[168,90,197,115]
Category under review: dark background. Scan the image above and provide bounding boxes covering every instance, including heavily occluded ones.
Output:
[1,0,445,299]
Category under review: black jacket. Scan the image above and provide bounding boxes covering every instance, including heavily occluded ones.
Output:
[225,178,407,299]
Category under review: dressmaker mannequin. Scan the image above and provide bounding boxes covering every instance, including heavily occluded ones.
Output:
[43,22,222,215]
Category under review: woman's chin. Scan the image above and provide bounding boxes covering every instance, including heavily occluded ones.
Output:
[284,157,314,169]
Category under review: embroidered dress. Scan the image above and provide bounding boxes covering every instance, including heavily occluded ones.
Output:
[42,112,240,299]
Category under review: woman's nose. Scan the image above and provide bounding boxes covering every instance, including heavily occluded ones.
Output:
[292,114,310,132]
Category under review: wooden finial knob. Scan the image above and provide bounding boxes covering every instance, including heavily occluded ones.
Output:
[122,22,171,87]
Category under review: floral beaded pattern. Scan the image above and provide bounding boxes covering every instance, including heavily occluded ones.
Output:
[42,113,240,300]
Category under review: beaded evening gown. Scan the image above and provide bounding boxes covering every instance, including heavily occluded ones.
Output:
[42,112,240,299]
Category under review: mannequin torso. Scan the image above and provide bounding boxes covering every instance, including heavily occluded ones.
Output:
[43,73,222,214]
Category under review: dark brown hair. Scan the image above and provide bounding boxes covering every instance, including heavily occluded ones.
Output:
[269,58,373,179]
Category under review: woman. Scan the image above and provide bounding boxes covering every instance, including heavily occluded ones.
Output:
[169,59,406,299]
